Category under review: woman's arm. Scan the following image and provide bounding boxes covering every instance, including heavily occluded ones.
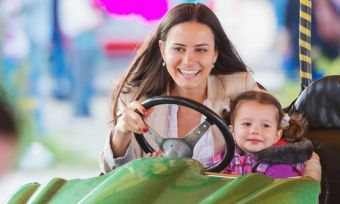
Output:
[99,97,148,173]
[112,100,147,156]
[99,130,138,173]
[303,152,322,182]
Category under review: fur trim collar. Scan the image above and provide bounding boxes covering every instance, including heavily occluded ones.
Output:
[254,137,314,164]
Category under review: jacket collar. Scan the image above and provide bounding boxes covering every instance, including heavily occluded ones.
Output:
[254,138,314,164]
[206,75,230,115]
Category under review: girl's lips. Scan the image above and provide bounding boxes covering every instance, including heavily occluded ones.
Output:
[247,139,262,144]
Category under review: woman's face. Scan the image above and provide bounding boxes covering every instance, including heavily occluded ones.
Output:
[159,21,218,92]
[231,101,282,153]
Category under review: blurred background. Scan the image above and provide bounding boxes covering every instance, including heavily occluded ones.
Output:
[0,0,339,201]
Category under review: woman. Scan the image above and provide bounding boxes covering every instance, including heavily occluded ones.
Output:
[99,3,321,181]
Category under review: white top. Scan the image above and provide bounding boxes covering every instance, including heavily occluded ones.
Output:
[167,100,213,166]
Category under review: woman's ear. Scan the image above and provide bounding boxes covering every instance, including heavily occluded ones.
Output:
[159,40,166,60]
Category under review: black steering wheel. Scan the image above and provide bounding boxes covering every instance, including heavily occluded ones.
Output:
[134,96,234,172]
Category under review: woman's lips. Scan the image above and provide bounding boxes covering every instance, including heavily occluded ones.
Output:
[178,69,201,79]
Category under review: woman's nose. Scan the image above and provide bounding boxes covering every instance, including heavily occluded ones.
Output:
[183,51,195,66]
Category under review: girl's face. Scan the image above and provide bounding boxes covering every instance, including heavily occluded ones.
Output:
[230,101,283,153]
[159,21,218,92]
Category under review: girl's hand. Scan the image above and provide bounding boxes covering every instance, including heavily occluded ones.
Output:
[115,101,148,135]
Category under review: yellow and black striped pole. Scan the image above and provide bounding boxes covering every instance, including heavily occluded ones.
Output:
[299,0,313,91]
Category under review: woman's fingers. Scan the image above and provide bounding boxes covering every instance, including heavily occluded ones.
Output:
[145,149,163,158]
[155,148,164,157]
[124,110,147,132]
[120,117,142,134]
[116,100,148,134]
[130,101,148,116]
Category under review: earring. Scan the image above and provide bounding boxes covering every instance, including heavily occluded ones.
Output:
[162,61,166,67]
[212,61,216,68]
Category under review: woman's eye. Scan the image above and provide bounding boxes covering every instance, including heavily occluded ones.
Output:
[196,48,207,53]
[174,47,185,52]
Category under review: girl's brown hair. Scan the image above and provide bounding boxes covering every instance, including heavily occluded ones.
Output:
[228,91,308,142]
[111,3,250,123]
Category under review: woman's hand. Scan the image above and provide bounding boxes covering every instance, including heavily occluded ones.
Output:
[115,101,148,134]
[304,152,322,182]
[145,148,164,158]
[111,101,148,157]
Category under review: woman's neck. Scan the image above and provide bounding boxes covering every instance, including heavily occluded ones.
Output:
[170,84,207,103]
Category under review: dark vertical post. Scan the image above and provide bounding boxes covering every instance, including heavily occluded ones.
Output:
[299,0,313,91]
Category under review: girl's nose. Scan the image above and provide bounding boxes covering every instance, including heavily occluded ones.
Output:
[250,124,260,134]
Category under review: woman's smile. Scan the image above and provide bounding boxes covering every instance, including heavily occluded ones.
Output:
[178,69,201,79]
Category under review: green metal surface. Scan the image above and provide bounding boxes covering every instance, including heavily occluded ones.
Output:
[7,157,320,204]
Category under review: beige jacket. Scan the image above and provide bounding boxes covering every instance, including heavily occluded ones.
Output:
[100,72,261,173]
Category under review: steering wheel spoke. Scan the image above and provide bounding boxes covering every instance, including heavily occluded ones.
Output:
[144,126,164,149]
[183,119,212,149]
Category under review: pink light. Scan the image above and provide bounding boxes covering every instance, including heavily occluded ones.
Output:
[97,0,169,21]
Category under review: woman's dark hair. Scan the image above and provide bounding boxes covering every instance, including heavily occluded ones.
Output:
[111,3,249,122]
[228,91,308,142]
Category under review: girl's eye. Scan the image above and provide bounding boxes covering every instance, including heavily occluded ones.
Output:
[242,122,251,126]
[263,124,271,128]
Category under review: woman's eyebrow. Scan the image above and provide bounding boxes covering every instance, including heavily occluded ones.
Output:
[171,43,211,47]
[172,43,185,46]
[195,43,210,47]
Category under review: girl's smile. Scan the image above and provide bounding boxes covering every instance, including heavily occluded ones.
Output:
[247,138,263,145]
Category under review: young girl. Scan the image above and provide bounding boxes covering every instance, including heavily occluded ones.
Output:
[213,91,314,178]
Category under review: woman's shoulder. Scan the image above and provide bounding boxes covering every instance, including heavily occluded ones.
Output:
[216,71,255,84]
[208,72,259,99]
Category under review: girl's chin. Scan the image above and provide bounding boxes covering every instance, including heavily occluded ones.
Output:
[244,147,265,153]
